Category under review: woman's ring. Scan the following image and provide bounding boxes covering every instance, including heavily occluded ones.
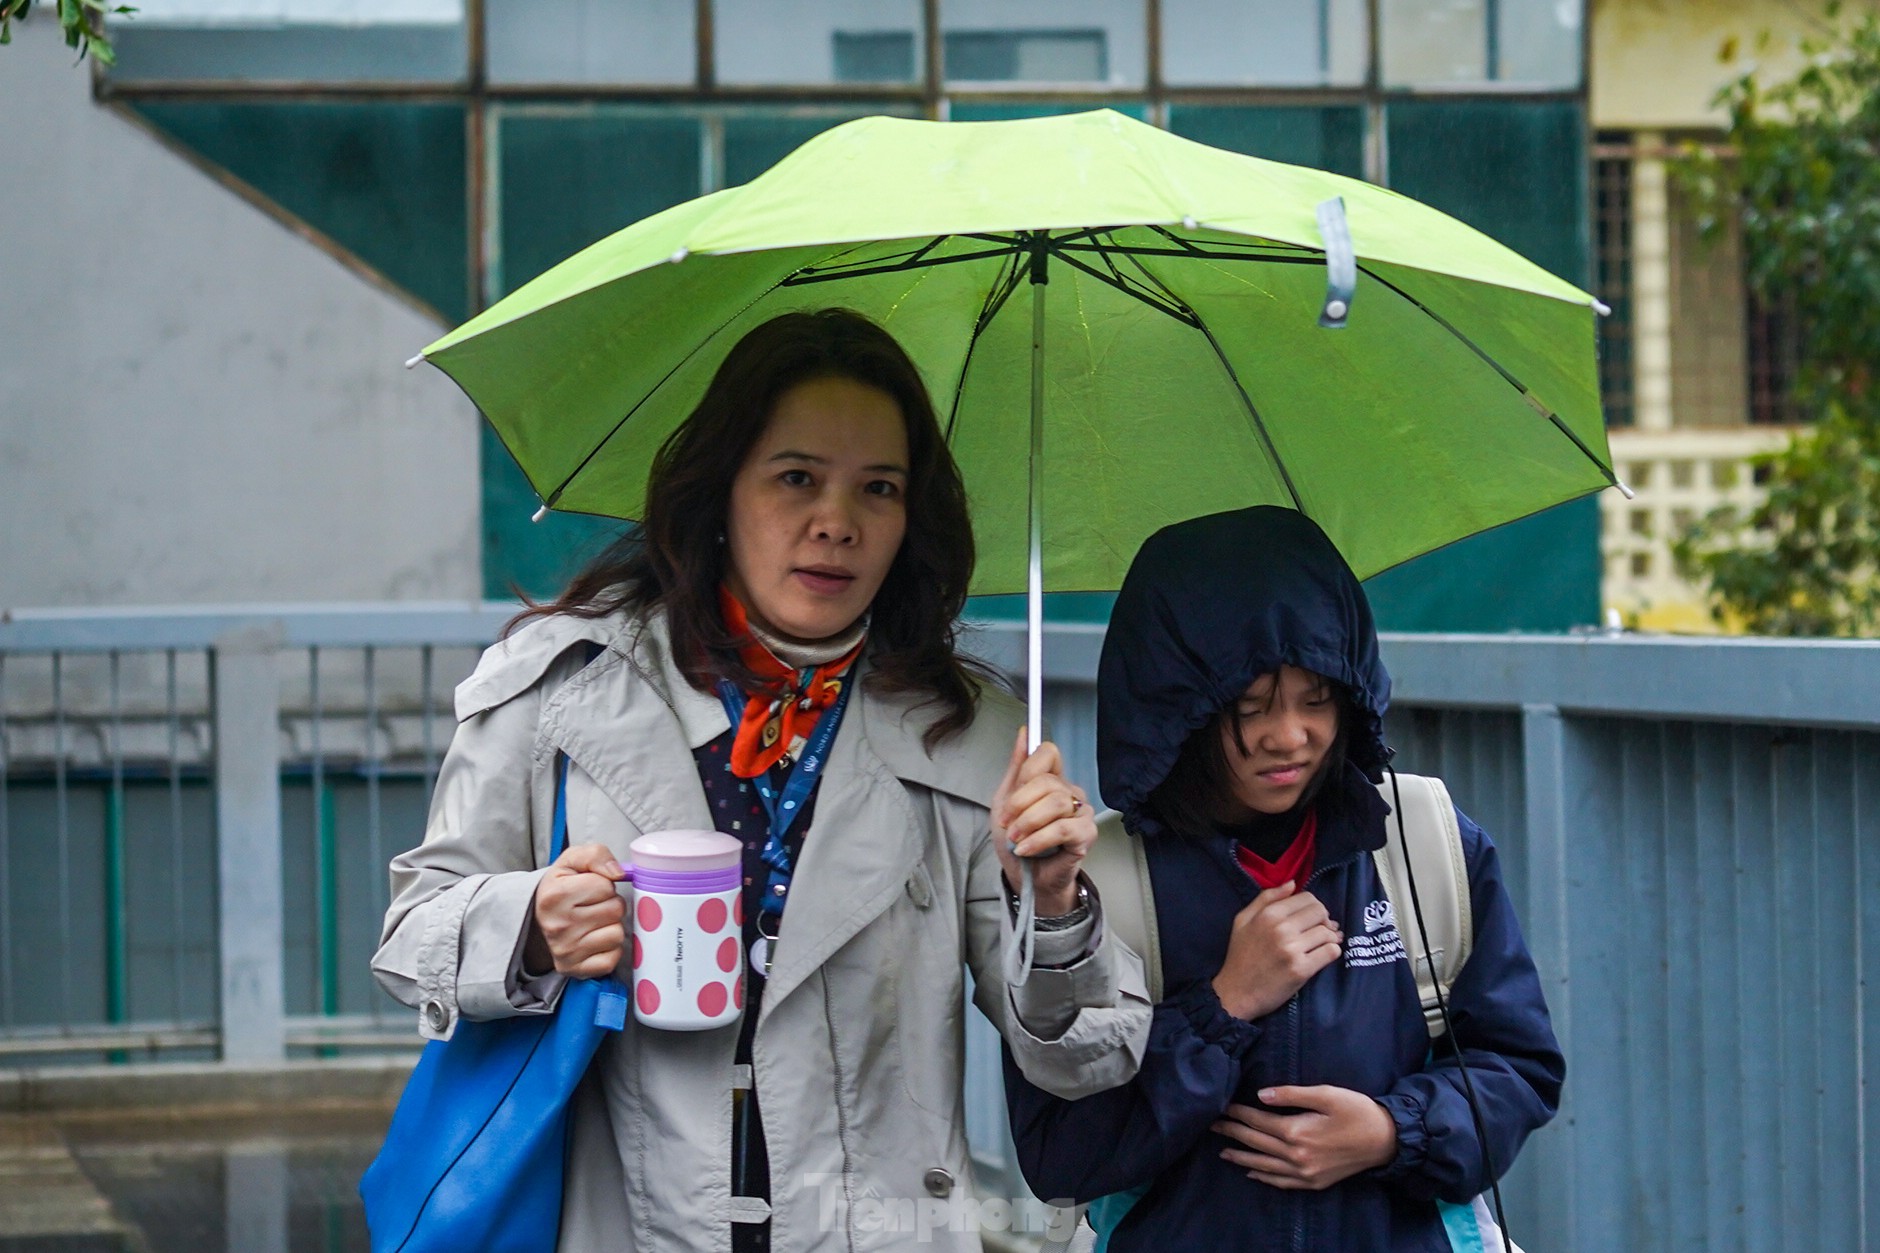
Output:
[1069,796,1084,815]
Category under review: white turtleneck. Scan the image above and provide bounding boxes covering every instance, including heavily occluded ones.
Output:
[747,613,868,671]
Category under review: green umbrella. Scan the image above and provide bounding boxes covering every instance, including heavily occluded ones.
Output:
[414,107,1624,749]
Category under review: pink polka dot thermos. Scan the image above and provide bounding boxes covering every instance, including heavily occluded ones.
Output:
[623,830,745,1031]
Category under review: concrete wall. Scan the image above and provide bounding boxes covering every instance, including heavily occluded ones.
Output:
[1592,0,1859,129]
[0,15,479,609]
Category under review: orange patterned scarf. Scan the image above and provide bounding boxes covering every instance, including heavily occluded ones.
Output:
[719,588,865,779]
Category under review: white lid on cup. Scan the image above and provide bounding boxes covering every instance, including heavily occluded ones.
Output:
[629,829,742,872]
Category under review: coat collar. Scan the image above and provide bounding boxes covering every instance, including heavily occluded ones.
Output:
[583,607,1022,800]
[536,608,1020,1018]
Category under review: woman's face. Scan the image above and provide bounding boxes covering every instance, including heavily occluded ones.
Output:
[1218,665,1341,817]
[723,375,910,643]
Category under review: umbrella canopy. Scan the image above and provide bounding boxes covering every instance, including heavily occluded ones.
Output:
[418,108,1620,598]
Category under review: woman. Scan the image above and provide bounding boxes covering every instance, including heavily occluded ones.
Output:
[1005,506,1563,1251]
[372,309,1150,1252]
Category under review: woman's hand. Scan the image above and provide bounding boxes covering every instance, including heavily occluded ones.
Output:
[991,730,1096,916]
[525,843,629,978]
[1211,1086,1398,1190]
[1210,882,1342,1020]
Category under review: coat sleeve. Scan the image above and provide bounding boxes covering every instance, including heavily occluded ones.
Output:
[1004,977,1262,1203]
[1371,809,1565,1203]
[951,792,1154,1101]
[369,643,586,1040]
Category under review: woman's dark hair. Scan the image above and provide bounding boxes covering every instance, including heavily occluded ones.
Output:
[514,308,986,746]
[1146,676,1357,837]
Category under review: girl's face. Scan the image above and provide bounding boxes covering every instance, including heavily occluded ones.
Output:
[1218,665,1341,817]
[723,375,910,643]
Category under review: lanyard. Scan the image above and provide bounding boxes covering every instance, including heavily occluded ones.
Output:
[716,673,853,922]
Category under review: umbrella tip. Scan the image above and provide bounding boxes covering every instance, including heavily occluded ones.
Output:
[404,353,425,370]
[669,247,689,264]
[1181,216,1198,230]
[1592,299,1613,317]
[1613,476,1637,500]
[531,504,549,523]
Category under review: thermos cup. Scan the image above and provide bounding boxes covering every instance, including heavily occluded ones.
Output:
[623,830,744,1031]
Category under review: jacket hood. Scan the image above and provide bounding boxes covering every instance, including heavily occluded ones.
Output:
[1097,506,1392,836]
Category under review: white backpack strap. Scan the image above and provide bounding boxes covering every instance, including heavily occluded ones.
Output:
[1371,773,1470,1038]
[1082,810,1163,1004]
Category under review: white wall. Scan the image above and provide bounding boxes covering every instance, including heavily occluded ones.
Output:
[0,14,480,609]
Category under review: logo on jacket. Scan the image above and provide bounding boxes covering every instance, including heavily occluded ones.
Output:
[1346,899,1407,969]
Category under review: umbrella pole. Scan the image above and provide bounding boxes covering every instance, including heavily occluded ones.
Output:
[1026,240,1047,754]
[1004,238,1049,990]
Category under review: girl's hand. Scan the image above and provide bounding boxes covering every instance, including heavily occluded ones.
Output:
[526,843,629,977]
[991,730,1096,916]
[1211,1086,1398,1190]
[1210,882,1342,1019]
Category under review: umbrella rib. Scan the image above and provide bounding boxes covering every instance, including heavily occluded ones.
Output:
[1354,265,1621,488]
[1049,246,1200,327]
[943,250,1026,444]
[1104,230,1618,490]
[537,273,811,510]
[1147,224,1320,257]
[1062,243,1325,266]
[782,240,1017,286]
[1120,247,1307,514]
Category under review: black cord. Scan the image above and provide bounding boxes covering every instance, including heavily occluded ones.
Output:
[1385,765,1514,1250]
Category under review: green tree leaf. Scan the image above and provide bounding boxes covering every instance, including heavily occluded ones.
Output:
[1672,13,1880,636]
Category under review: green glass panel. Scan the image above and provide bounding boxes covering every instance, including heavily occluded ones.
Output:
[130,102,469,322]
[488,110,702,598]
[1167,105,1364,177]
[1384,99,1587,288]
[723,110,914,187]
[496,110,702,295]
[1364,99,1598,632]
[947,101,1148,122]
[481,427,636,601]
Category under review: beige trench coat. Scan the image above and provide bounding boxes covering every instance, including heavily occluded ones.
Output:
[372,609,1151,1252]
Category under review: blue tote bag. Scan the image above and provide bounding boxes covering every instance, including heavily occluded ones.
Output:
[361,753,629,1253]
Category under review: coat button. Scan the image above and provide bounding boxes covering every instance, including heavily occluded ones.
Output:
[423,999,448,1033]
[923,1168,953,1198]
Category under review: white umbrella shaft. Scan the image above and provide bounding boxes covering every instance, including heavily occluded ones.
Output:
[1027,263,1046,754]
[1005,262,1048,990]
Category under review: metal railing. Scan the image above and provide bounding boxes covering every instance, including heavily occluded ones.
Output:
[3,604,1877,1252]
[0,604,505,1063]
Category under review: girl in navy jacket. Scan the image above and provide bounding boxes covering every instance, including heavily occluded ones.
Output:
[1004,507,1564,1252]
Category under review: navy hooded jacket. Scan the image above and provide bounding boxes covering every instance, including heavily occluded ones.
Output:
[1004,508,1564,1252]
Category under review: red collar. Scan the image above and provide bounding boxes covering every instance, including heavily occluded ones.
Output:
[1233,808,1319,892]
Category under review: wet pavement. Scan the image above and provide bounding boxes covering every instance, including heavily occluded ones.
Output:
[2,1107,390,1253]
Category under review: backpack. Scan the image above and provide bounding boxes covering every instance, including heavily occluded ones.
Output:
[1056,774,1521,1253]
[1082,772,1470,1034]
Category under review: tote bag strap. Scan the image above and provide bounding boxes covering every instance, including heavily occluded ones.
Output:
[550,752,571,863]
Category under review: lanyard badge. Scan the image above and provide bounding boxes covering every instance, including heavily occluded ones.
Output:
[716,675,853,976]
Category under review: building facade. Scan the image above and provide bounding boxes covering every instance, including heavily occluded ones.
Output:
[1589,0,1855,630]
[5,0,1608,630]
